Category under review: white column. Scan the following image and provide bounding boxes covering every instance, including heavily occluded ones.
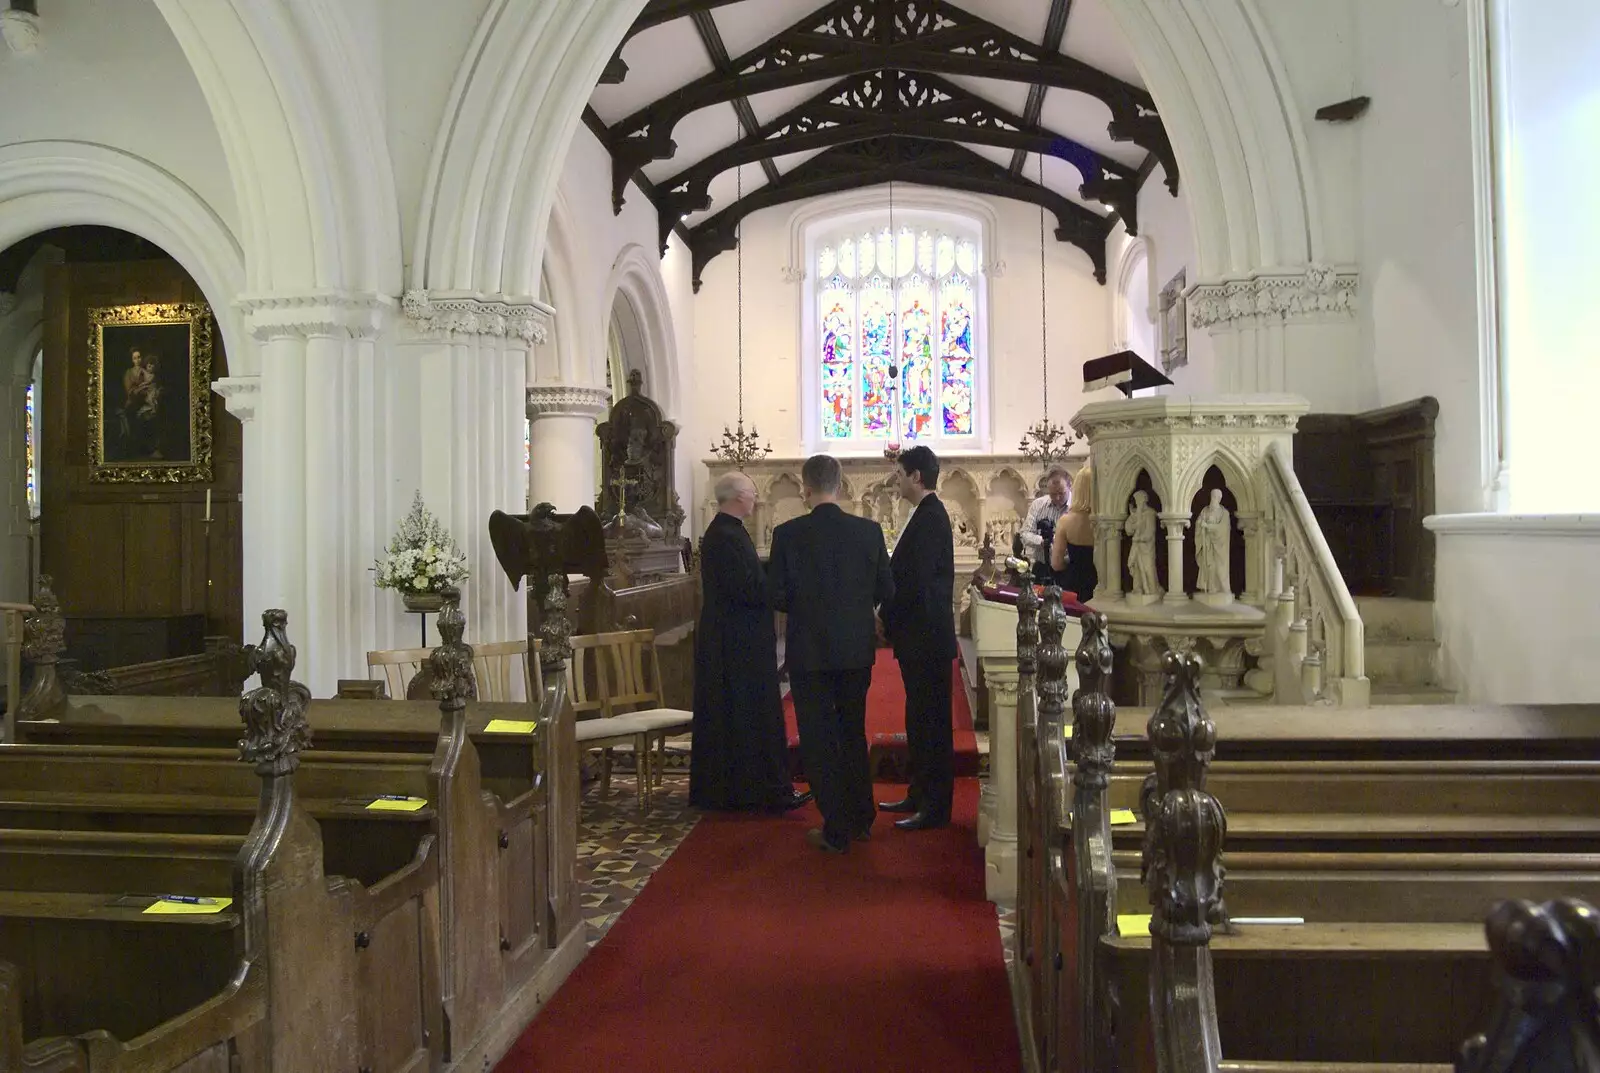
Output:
[1160,513,1190,603]
[211,376,261,636]
[526,386,611,512]
[982,666,1020,904]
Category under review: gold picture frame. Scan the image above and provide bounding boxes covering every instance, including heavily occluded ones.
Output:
[86,302,214,484]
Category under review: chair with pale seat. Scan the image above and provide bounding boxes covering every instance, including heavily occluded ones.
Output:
[567,632,657,809]
[576,628,694,791]
[364,637,535,701]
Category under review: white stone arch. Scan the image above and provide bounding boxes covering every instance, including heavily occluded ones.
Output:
[151,0,400,294]
[536,191,585,386]
[1105,449,1174,517]
[421,0,1325,371]
[602,243,681,420]
[411,0,647,298]
[1111,234,1156,353]
[0,141,250,371]
[1102,0,1323,277]
[1175,446,1259,516]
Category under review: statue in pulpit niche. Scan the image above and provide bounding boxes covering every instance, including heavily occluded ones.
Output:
[1196,489,1232,595]
[1125,490,1160,596]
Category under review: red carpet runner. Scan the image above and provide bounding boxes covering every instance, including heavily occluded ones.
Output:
[494,778,1018,1073]
[783,650,980,777]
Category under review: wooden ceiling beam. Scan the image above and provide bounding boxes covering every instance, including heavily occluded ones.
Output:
[688,10,782,189]
[1009,0,1074,176]
[606,0,1175,198]
[644,68,1137,251]
[684,137,1112,291]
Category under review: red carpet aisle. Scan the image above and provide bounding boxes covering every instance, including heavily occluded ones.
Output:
[494,779,1019,1073]
[783,650,979,777]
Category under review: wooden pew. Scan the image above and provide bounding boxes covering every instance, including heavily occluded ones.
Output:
[1129,662,1600,1071]
[0,608,419,1073]
[1015,590,1600,1073]
[6,582,585,1072]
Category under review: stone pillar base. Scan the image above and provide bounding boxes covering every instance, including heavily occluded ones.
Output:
[985,836,1018,905]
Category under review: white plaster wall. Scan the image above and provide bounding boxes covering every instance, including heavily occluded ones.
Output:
[1116,168,1214,394]
[0,0,237,239]
[1355,1,1481,515]
[685,194,1113,527]
[1431,521,1600,702]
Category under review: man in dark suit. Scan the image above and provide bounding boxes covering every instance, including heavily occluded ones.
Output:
[766,454,894,854]
[877,445,958,830]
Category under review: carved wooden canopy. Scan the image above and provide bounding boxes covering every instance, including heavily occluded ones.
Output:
[589,0,1175,287]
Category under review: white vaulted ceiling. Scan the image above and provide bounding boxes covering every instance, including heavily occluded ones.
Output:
[587,0,1158,232]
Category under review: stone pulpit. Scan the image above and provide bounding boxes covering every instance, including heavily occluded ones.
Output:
[1069,394,1361,705]
[596,371,686,583]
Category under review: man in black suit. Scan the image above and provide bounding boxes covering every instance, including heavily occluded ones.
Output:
[877,445,958,830]
[766,454,894,854]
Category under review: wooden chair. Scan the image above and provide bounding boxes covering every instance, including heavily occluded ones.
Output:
[365,638,534,701]
[578,628,694,789]
[2,602,29,741]
[568,633,656,809]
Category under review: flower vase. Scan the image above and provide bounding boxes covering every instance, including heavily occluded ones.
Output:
[402,591,445,614]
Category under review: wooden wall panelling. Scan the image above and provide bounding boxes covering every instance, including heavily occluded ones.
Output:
[39,259,243,655]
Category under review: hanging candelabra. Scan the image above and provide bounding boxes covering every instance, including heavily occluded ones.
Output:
[709,144,772,469]
[1018,153,1075,465]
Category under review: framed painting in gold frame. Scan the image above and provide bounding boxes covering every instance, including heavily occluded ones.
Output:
[86,302,214,484]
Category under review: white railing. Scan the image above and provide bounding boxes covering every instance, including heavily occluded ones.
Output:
[1261,442,1369,706]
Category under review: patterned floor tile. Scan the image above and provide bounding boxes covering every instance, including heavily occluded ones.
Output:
[575,771,699,948]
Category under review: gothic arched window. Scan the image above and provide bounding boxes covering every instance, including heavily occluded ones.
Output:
[804,218,985,454]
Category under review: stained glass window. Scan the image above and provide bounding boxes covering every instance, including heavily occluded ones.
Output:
[820,275,855,438]
[813,224,982,446]
[24,381,37,517]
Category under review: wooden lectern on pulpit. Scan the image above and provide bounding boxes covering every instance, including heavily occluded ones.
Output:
[1082,349,1174,396]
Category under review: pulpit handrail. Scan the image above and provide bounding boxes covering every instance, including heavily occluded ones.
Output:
[1263,440,1365,688]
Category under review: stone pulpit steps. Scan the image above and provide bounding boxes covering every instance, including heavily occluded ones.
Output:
[1357,595,1457,706]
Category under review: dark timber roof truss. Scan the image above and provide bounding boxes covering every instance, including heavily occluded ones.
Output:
[600,0,1177,286]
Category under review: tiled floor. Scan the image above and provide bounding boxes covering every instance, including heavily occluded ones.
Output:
[575,771,699,947]
[574,769,1015,959]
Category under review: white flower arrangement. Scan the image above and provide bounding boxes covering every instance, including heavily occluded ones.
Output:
[373,491,470,595]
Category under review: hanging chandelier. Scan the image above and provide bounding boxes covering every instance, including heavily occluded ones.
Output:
[1018,153,1074,465]
[709,140,771,470]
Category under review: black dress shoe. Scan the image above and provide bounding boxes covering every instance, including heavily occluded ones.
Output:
[806,828,847,854]
[878,797,918,813]
[893,811,949,831]
[768,790,814,812]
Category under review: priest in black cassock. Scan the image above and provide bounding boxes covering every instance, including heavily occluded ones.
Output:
[689,472,811,812]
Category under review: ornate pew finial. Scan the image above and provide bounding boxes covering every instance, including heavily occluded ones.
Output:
[18,574,66,718]
[428,586,476,710]
[1016,582,1041,676]
[536,572,573,674]
[1457,898,1600,1073]
[1142,651,1227,946]
[1071,611,1117,790]
[238,610,312,775]
[1035,586,1069,727]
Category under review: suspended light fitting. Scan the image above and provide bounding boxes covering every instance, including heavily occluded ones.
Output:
[709,132,772,470]
[1018,152,1075,465]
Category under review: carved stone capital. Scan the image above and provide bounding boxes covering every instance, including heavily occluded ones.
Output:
[526,384,612,420]
[1187,264,1359,330]
[401,289,552,345]
[0,10,41,55]
[238,291,392,341]
[212,375,260,423]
